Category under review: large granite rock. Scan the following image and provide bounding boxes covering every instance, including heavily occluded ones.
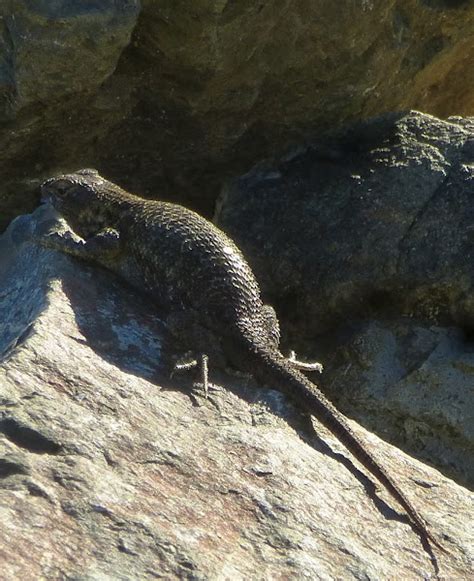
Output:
[0,203,472,580]
[217,110,474,488]
[1,1,474,231]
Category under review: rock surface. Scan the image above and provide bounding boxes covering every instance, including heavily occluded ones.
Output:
[218,111,474,332]
[0,0,141,232]
[218,110,474,488]
[324,319,474,490]
[1,1,474,231]
[1,195,473,578]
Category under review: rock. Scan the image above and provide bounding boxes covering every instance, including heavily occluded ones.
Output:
[1,204,472,578]
[0,0,141,231]
[0,1,140,118]
[324,319,474,490]
[218,111,474,334]
[217,110,474,487]
[1,2,474,231]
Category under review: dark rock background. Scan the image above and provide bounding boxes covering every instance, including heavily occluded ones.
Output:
[1,0,474,231]
[218,113,474,335]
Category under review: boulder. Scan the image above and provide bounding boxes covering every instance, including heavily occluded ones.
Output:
[0,0,141,231]
[218,111,474,334]
[217,110,474,487]
[0,202,472,580]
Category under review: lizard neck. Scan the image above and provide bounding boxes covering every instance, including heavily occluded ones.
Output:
[94,184,140,216]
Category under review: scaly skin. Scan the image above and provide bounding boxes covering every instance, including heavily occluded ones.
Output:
[40,168,445,565]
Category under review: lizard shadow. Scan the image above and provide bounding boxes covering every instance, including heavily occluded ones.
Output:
[299,418,439,570]
[225,372,411,527]
[220,374,439,567]
[298,415,409,524]
[58,267,178,385]
[170,356,413,530]
[59,268,421,537]
[175,366,440,572]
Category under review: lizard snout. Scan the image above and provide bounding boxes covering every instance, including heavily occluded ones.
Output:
[39,179,56,205]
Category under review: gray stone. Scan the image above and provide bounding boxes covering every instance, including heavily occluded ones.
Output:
[0,199,472,580]
[324,319,474,489]
[218,111,474,334]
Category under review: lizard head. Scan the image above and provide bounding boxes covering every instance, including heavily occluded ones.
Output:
[40,169,114,237]
[41,168,103,208]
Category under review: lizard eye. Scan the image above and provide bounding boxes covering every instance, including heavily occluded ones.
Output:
[41,177,72,197]
[52,179,74,195]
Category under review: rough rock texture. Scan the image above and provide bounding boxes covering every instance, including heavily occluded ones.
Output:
[218,111,474,332]
[1,1,474,231]
[217,110,474,487]
[0,0,141,232]
[1,199,473,578]
[324,319,474,490]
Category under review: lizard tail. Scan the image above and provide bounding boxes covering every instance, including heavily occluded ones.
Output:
[247,342,446,554]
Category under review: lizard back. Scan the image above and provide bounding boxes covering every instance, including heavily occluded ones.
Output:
[123,200,265,328]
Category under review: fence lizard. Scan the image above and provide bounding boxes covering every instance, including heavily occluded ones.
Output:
[39,168,445,563]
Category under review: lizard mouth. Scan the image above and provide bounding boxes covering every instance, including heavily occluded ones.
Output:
[40,189,55,206]
[39,179,59,206]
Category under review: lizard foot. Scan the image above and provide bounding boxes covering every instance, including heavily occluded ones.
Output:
[287,350,323,373]
[172,353,211,398]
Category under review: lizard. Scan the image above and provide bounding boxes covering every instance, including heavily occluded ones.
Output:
[39,168,446,562]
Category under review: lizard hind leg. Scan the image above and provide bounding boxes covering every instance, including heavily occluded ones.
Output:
[173,353,212,398]
[262,305,323,373]
[262,304,281,349]
[166,310,227,398]
[287,350,324,373]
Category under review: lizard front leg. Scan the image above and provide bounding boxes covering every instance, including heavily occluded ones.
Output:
[40,227,122,263]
